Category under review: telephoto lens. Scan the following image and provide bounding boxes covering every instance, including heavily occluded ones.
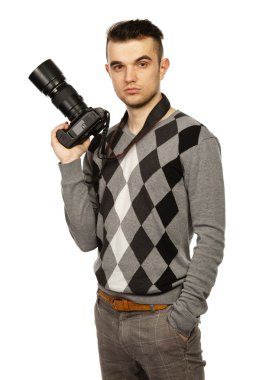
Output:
[29,59,89,121]
[28,59,109,148]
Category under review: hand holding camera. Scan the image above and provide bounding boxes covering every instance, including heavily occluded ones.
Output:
[51,122,91,164]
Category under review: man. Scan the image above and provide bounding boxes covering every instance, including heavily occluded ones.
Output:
[51,19,225,380]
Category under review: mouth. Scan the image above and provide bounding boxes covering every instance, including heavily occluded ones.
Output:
[125,87,140,94]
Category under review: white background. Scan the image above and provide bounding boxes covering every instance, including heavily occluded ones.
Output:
[0,0,252,379]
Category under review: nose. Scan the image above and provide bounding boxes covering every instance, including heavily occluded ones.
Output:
[125,66,137,83]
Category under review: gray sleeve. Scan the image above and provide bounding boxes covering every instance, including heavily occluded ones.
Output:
[168,137,225,337]
[59,153,98,252]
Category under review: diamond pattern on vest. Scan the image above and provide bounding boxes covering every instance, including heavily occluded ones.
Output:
[94,115,201,295]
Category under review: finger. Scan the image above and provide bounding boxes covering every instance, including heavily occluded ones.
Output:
[51,122,69,135]
[80,138,91,151]
[179,334,188,343]
[51,122,69,143]
[81,137,91,146]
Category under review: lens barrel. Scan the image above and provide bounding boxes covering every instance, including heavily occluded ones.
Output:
[28,59,88,122]
[28,59,65,94]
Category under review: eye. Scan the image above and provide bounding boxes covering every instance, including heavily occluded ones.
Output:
[112,64,124,72]
[138,61,149,68]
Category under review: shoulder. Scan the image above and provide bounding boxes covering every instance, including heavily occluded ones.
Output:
[174,111,218,154]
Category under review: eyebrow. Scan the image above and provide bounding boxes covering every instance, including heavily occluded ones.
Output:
[110,55,152,68]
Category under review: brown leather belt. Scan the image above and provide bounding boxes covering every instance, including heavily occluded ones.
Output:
[98,290,169,312]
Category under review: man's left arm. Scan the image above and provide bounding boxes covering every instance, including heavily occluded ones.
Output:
[169,136,225,338]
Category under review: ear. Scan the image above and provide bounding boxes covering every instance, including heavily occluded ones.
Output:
[160,58,170,80]
[105,64,111,77]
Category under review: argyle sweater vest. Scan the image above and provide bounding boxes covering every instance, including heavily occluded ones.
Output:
[60,106,225,335]
[83,109,223,296]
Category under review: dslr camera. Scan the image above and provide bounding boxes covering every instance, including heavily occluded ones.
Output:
[28,59,110,148]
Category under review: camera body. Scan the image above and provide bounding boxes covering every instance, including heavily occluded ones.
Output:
[28,59,109,148]
[55,106,108,148]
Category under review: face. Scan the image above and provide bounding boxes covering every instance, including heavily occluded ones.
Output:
[105,37,169,109]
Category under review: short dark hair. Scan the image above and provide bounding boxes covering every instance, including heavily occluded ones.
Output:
[106,19,164,61]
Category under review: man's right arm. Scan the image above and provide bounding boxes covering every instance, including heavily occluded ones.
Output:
[51,123,98,252]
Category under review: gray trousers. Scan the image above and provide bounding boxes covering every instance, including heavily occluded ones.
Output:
[94,295,206,380]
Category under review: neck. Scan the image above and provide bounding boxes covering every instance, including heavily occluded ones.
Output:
[127,93,175,135]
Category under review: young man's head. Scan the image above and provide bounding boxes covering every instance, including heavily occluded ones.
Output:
[105,19,170,110]
[106,19,164,62]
